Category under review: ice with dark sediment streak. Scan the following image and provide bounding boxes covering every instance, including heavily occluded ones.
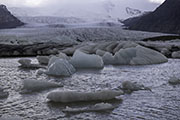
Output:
[47,90,123,103]
[63,103,115,113]
[46,56,76,77]
[21,79,62,93]
[70,50,104,69]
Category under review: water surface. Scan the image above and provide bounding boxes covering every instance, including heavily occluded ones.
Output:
[0,58,180,120]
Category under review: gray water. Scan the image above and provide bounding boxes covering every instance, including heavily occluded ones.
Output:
[0,58,180,120]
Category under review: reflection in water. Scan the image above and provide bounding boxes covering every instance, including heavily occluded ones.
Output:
[0,58,180,120]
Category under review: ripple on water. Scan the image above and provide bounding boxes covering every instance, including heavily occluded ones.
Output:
[0,58,180,120]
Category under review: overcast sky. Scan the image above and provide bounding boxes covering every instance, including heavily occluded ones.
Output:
[0,0,165,7]
[0,0,165,19]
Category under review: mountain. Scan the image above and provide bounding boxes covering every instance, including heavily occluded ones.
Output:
[123,0,180,34]
[0,5,24,29]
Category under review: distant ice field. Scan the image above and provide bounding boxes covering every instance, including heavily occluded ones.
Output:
[0,16,170,45]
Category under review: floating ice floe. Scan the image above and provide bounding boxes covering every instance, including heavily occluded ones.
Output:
[18,58,44,69]
[37,56,50,65]
[119,81,151,93]
[63,103,115,113]
[168,77,180,85]
[21,79,62,93]
[47,90,123,103]
[70,50,104,69]
[0,87,9,99]
[46,56,76,77]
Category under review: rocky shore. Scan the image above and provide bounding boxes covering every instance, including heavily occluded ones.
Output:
[0,40,180,59]
[0,42,73,57]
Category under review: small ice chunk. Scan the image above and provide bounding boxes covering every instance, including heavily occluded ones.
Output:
[46,57,76,77]
[18,58,43,69]
[47,90,123,103]
[168,77,180,85]
[21,79,62,93]
[18,59,31,66]
[37,56,50,65]
[36,69,46,75]
[120,81,151,93]
[70,50,104,69]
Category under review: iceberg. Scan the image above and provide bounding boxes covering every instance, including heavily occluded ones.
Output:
[47,90,123,103]
[46,57,76,77]
[114,45,168,65]
[130,46,168,65]
[70,50,104,69]
[21,79,62,93]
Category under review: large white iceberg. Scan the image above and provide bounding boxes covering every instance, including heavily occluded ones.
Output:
[70,50,104,69]
[46,56,76,76]
[21,79,62,93]
[47,90,123,103]
[114,45,168,65]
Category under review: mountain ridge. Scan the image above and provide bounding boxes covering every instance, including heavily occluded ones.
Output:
[0,4,24,29]
[123,0,180,34]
